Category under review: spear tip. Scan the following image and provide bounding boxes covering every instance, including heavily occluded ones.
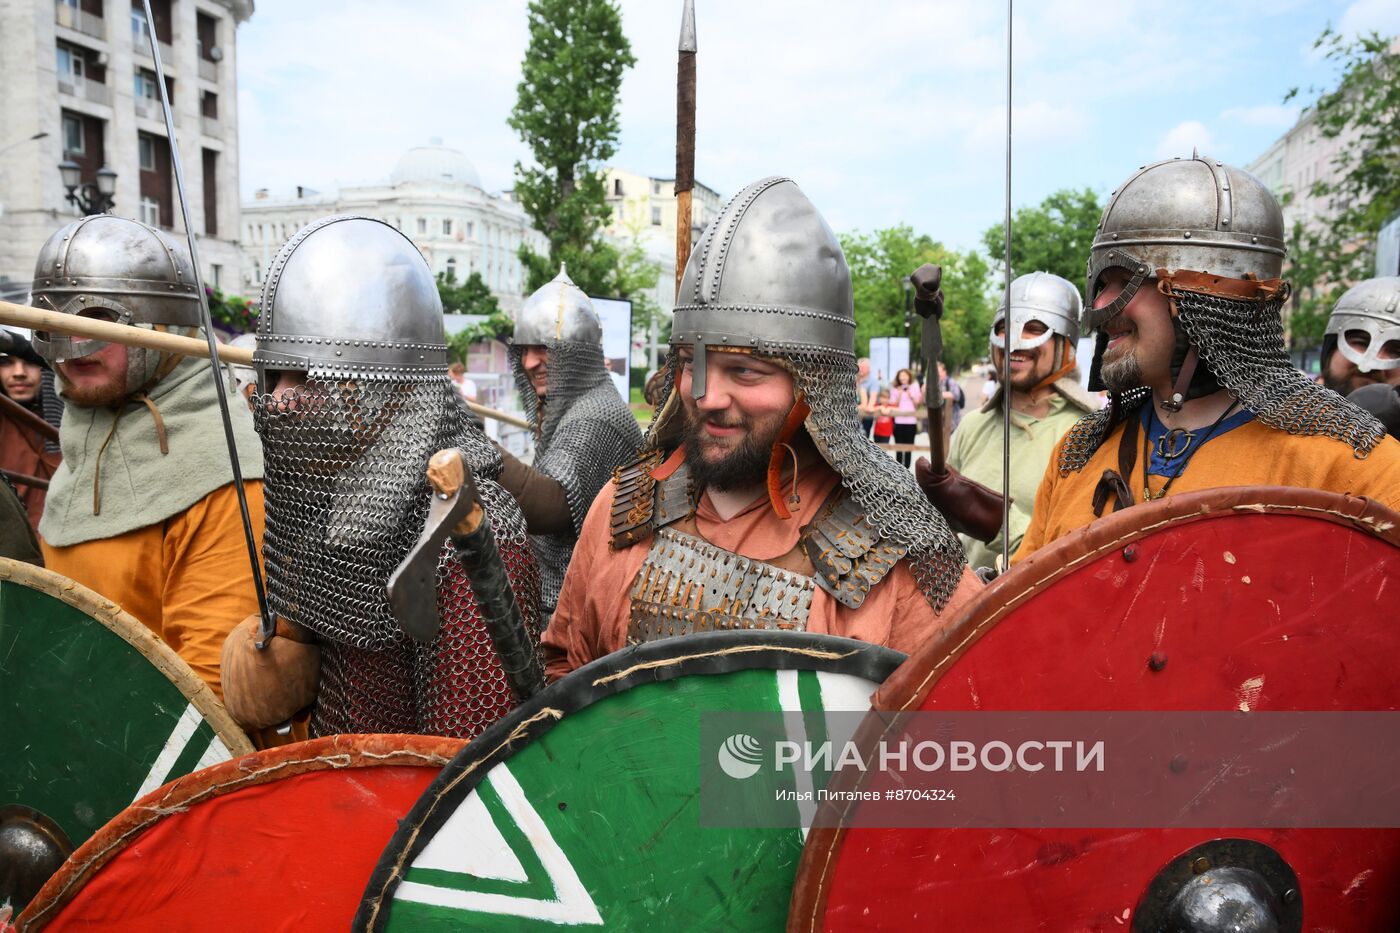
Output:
[679,0,697,52]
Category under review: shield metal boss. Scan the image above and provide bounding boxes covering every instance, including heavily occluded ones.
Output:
[356,631,904,931]
[16,734,462,931]
[791,488,1400,932]
[0,560,253,856]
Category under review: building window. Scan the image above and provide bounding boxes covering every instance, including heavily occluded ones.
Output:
[614,178,623,196]
[253,261,261,284]
[417,217,427,235]
[56,43,85,82]
[62,114,84,155]
[445,257,457,280]
[139,196,160,227]
[134,69,158,100]
[466,221,474,238]
[130,6,150,46]
[211,264,222,288]
[651,206,662,226]
[138,134,155,170]
[653,181,661,195]
[201,90,218,119]
[442,218,452,236]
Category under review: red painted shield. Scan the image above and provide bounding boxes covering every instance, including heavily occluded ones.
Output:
[791,487,1400,932]
[17,734,462,933]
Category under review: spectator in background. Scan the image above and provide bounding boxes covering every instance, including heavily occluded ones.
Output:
[857,357,879,438]
[448,361,479,404]
[890,369,924,467]
[935,362,965,433]
[872,387,895,447]
[0,328,62,528]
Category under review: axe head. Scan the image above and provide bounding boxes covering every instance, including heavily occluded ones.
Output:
[387,449,478,644]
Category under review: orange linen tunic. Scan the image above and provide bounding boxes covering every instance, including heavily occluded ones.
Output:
[542,455,982,681]
[1015,419,1400,562]
[42,481,266,701]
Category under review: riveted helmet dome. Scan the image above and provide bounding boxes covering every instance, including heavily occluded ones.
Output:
[992,271,1082,351]
[30,215,200,364]
[256,215,446,385]
[513,264,602,347]
[1083,154,1285,333]
[1324,276,1400,373]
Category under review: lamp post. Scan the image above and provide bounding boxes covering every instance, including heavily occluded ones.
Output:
[0,131,48,157]
[902,276,914,379]
[58,161,117,214]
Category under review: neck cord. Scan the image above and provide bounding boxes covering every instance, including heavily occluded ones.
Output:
[1142,398,1240,501]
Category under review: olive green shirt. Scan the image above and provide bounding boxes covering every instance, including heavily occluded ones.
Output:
[947,393,1085,571]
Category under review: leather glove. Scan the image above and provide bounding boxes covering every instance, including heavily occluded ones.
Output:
[915,457,1007,543]
[910,263,945,320]
[220,615,319,731]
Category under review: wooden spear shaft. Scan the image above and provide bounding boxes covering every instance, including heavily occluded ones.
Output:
[0,299,532,430]
[674,0,697,296]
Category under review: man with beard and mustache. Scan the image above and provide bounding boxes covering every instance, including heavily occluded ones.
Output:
[936,272,1097,571]
[1015,155,1400,560]
[540,177,980,680]
[1319,276,1400,397]
[27,215,265,698]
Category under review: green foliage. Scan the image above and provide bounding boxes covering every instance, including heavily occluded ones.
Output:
[438,270,513,362]
[1282,30,1400,347]
[980,187,1103,296]
[205,286,257,332]
[839,225,995,373]
[509,0,636,296]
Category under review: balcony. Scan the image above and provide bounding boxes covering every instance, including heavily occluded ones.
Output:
[198,58,217,82]
[57,74,111,106]
[131,26,175,68]
[54,2,105,40]
[201,115,219,137]
[134,96,160,120]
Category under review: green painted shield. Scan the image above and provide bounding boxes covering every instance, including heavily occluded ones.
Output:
[0,558,253,849]
[357,631,902,931]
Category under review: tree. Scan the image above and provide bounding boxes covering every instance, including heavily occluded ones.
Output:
[980,187,1102,295]
[839,226,995,373]
[438,270,513,362]
[509,0,636,296]
[1281,30,1399,349]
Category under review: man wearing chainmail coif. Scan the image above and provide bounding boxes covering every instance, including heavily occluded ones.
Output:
[541,177,981,680]
[219,215,542,741]
[497,266,643,618]
[1016,154,1400,560]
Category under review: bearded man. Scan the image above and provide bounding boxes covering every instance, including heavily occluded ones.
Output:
[494,266,642,618]
[0,328,62,527]
[1017,155,1400,559]
[541,177,980,680]
[937,272,1097,570]
[1319,276,1400,396]
[220,215,541,740]
[29,215,264,697]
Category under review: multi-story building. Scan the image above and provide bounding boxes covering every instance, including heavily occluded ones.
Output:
[240,141,546,315]
[602,166,723,372]
[0,0,251,299]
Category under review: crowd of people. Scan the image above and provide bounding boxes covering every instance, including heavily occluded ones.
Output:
[1,155,1398,754]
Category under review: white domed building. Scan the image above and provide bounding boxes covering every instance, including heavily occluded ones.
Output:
[240,139,546,314]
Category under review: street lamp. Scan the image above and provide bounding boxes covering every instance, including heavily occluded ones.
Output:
[902,276,914,374]
[59,161,117,214]
[0,131,48,157]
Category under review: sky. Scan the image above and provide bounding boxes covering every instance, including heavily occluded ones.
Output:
[235,0,1400,256]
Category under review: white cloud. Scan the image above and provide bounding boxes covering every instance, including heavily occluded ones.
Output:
[1155,121,1215,160]
[1219,104,1301,128]
[1338,0,1400,39]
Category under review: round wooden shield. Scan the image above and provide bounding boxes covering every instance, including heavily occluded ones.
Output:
[16,734,463,931]
[791,488,1400,932]
[356,631,904,931]
[0,560,252,864]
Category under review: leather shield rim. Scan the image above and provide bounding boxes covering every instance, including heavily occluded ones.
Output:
[0,557,255,758]
[355,630,906,933]
[17,734,464,931]
[788,486,1400,933]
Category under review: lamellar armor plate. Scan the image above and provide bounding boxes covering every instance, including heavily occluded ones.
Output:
[254,215,541,739]
[510,265,643,616]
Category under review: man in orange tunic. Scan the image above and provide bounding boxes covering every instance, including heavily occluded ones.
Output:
[1016,155,1400,560]
[30,216,264,699]
[542,177,980,680]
